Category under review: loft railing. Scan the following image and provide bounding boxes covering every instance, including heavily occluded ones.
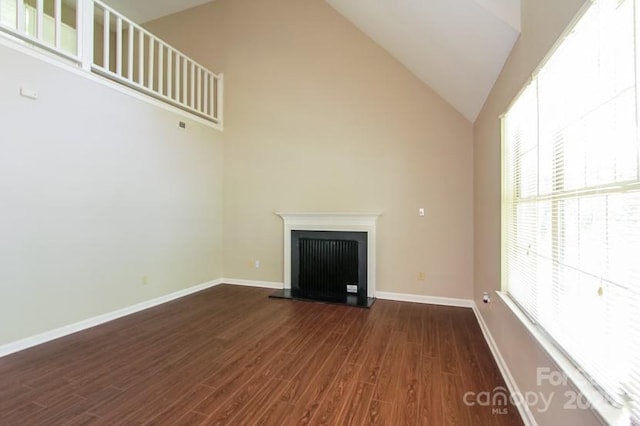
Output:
[91,1,222,124]
[0,0,223,127]
[0,0,80,60]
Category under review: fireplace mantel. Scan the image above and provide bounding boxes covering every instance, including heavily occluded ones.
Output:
[276,212,381,297]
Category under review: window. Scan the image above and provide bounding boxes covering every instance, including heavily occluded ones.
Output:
[502,0,640,421]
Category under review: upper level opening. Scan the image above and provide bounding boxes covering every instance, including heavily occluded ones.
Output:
[0,0,223,129]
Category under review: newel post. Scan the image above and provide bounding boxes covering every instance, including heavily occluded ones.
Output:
[217,73,224,127]
[77,0,94,71]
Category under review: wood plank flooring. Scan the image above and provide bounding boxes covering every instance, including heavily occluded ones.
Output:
[0,285,524,425]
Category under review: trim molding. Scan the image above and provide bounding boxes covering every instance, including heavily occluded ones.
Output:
[472,302,537,426]
[276,212,380,298]
[221,278,283,290]
[375,291,474,308]
[0,279,223,358]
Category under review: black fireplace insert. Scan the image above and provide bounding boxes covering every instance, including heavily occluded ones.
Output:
[270,230,375,308]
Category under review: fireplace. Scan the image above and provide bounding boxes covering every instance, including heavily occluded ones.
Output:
[271,212,380,308]
[292,230,367,303]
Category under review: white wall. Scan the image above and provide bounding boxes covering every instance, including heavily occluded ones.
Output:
[0,42,224,346]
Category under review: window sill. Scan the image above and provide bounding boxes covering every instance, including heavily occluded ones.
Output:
[496,291,631,426]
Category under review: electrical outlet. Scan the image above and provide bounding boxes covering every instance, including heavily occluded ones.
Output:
[142,275,148,285]
[255,260,260,269]
[418,272,426,280]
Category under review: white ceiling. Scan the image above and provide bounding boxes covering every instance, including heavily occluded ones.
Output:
[104,0,521,122]
[325,0,521,121]
[103,0,212,25]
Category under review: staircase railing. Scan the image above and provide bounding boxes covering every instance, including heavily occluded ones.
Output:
[0,0,223,127]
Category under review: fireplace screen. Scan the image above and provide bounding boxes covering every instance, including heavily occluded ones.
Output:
[291,230,367,300]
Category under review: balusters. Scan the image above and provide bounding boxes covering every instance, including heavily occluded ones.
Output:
[196,67,202,112]
[203,73,209,116]
[16,0,24,33]
[137,28,144,84]
[127,23,133,79]
[157,43,163,94]
[54,0,61,49]
[175,52,181,103]
[148,38,154,90]
[36,0,43,39]
[216,73,224,124]
[167,49,173,99]
[115,16,122,75]
[0,0,223,124]
[182,56,187,105]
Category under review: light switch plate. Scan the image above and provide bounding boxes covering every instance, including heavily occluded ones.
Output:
[20,87,38,100]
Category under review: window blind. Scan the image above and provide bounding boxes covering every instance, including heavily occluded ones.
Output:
[502,0,640,421]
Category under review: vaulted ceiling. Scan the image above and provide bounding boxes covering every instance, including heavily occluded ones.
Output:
[325,0,520,121]
[104,0,521,122]
[104,0,212,25]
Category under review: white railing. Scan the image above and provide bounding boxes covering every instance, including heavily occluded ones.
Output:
[0,0,223,126]
[0,0,80,61]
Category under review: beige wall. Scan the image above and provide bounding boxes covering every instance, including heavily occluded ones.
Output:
[474,0,603,424]
[0,43,224,346]
[147,0,474,299]
[0,0,613,421]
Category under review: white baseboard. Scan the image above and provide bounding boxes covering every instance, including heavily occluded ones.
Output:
[0,279,223,358]
[472,303,537,426]
[375,291,474,308]
[221,278,283,290]
[221,283,473,310]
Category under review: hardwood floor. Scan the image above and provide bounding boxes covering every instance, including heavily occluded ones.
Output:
[0,285,523,425]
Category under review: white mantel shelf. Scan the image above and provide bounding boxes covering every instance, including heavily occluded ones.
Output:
[276,212,381,298]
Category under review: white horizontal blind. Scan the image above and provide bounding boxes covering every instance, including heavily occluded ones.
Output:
[503,0,640,419]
